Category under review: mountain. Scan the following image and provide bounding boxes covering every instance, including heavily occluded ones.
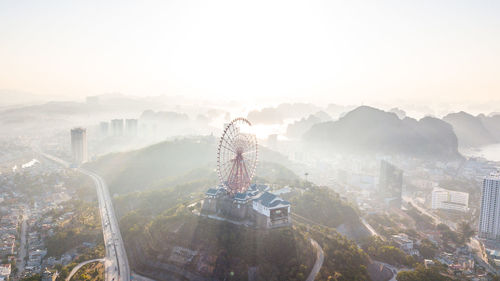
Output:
[286,111,332,139]
[0,89,49,106]
[443,111,497,148]
[477,113,500,142]
[247,103,321,124]
[303,106,461,159]
[389,107,406,119]
[325,103,356,119]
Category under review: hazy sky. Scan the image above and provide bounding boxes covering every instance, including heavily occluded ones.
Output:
[1,0,500,105]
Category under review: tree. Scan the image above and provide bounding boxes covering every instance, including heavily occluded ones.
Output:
[458,221,475,244]
[490,275,500,281]
[20,274,42,281]
[397,265,451,281]
[360,236,413,267]
[418,239,438,259]
[437,223,458,245]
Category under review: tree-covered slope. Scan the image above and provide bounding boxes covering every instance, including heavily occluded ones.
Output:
[86,137,298,194]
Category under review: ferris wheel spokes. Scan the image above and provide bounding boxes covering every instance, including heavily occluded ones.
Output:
[217,118,258,195]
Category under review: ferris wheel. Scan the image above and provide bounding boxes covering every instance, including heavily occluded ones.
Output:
[217,118,258,195]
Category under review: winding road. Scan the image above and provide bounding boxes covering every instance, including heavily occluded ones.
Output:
[65,258,104,281]
[306,238,324,281]
[40,152,131,281]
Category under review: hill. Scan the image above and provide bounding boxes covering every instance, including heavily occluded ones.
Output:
[289,187,359,228]
[86,137,299,194]
[113,181,371,279]
[443,111,497,148]
[124,212,316,280]
[303,106,461,159]
[85,137,216,194]
[101,138,373,280]
[121,209,371,281]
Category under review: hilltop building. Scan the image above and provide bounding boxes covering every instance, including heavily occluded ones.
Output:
[479,173,500,240]
[378,160,403,208]
[431,187,469,212]
[70,127,88,164]
[202,184,291,228]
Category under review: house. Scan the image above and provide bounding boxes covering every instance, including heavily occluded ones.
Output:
[0,264,11,281]
[392,233,419,255]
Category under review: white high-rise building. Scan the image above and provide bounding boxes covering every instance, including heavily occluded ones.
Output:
[431,187,469,212]
[479,173,500,240]
[71,127,88,164]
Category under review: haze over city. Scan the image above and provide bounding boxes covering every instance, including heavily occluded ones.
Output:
[2,0,500,112]
[2,1,500,281]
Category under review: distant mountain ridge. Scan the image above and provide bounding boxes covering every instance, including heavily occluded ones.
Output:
[303,106,461,159]
[286,111,332,139]
[443,111,500,148]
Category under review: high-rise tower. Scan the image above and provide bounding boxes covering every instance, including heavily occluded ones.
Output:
[71,127,88,164]
[378,160,403,208]
[111,119,124,136]
[479,173,500,240]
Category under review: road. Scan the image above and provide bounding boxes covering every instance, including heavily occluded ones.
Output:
[81,168,131,281]
[306,238,324,281]
[403,197,449,227]
[361,217,382,239]
[16,206,29,277]
[403,196,499,275]
[65,258,105,281]
[372,261,403,281]
[40,152,131,281]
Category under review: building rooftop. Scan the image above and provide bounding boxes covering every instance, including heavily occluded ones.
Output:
[205,188,218,196]
[254,192,290,209]
[486,172,500,180]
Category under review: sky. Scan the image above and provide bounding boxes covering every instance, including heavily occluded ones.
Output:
[1,0,500,106]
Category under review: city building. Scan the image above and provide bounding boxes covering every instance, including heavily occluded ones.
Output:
[431,187,469,212]
[391,233,414,251]
[70,127,88,164]
[99,121,109,137]
[479,173,500,240]
[378,160,403,208]
[0,264,11,281]
[125,119,138,136]
[111,119,124,136]
[41,268,58,281]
